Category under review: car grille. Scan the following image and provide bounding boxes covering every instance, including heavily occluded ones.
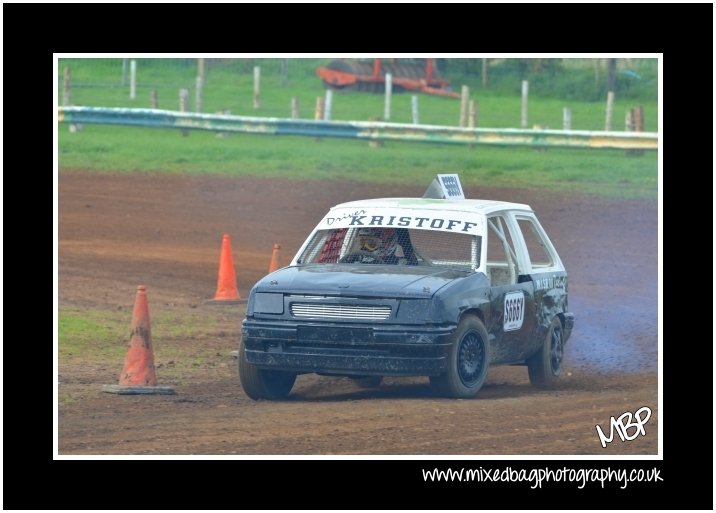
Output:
[290,303,392,320]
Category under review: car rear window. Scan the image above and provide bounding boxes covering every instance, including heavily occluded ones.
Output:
[298,227,481,270]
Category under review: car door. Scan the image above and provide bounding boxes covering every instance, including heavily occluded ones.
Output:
[485,213,536,364]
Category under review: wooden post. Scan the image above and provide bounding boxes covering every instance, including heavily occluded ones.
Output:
[482,58,488,88]
[605,90,615,131]
[520,80,529,128]
[593,58,600,87]
[195,75,204,113]
[62,66,71,106]
[314,96,324,120]
[630,105,645,156]
[290,96,299,119]
[468,100,477,128]
[314,96,324,142]
[324,89,333,121]
[121,58,128,86]
[253,65,260,110]
[179,88,189,137]
[368,116,383,148]
[459,85,469,127]
[384,73,392,121]
[130,59,137,100]
[150,89,158,109]
[625,108,634,132]
[562,107,571,131]
[634,105,644,132]
[411,95,419,125]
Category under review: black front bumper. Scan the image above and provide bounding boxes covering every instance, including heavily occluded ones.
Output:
[241,320,455,376]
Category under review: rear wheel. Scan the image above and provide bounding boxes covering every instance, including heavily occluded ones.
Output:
[527,317,564,388]
[238,338,296,400]
[430,316,490,398]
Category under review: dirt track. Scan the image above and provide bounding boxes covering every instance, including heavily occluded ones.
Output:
[58,171,658,455]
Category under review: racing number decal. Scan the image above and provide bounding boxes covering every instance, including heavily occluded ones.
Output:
[503,291,525,331]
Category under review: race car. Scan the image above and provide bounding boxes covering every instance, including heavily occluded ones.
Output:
[239,174,574,399]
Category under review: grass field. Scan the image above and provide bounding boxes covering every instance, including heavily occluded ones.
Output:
[58,57,658,199]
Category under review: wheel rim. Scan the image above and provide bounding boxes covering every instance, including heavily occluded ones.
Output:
[550,326,564,375]
[457,330,485,387]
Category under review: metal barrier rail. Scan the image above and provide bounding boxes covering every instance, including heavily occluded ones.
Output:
[58,106,658,151]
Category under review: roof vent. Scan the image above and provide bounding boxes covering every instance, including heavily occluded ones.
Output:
[423,174,465,200]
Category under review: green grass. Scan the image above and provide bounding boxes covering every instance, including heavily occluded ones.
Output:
[58,58,658,200]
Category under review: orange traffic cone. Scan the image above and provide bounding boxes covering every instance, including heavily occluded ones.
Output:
[206,234,246,304]
[268,243,282,273]
[102,285,175,395]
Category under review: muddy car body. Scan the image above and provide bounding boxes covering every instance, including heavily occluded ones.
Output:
[240,175,574,399]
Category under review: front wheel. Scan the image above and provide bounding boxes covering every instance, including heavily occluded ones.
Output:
[430,315,490,398]
[238,338,296,400]
[527,317,564,388]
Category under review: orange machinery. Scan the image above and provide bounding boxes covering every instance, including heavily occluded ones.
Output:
[316,58,458,98]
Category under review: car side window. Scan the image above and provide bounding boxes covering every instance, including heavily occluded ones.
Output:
[486,215,520,286]
[516,217,555,270]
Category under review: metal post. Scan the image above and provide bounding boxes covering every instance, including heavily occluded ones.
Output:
[459,85,469,127]
[482,58,488,88]
[130,60,137,100]
[520,80,529,128]
[151,89,158,109]
[384,73,392,121]
[562,107,571,131]
[324,89,333,121]
[253,66,260,110]
[411,95,419,125]
[605,90,615,131]
[314,96,324,142]
[291,96,299,119]
[121,58,128,86]
[179,88,189,136]
[280,58,288,87]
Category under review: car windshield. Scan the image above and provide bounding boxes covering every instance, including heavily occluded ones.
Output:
[297,227,481,271]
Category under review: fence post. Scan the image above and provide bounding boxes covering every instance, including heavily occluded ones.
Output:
[253,66,261,110]
[216,110,230,139]
[411,95,419,125]
[630,105,645,156]
[130,60,137,100]
[121,58,128,86]
[384,73,392,121]
[605,90,615,131]
[459,85,469,127]
[562,107,571,131]
[291,96,299,119]
[195,76,204,113]
[324,90,333,121]
[196,58,205,113]
[314,96,324,142]
[151,89,158,109]
[482,58,488,88]
[62,66,71,106]
[520,80,529,128]
[179,88,189,137]
[468,100,477,128]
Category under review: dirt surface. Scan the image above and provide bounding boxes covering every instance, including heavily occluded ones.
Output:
[58,171,658,456]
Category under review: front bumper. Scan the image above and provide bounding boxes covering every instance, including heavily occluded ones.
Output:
[241,319,455,376]
[562,311,575,343]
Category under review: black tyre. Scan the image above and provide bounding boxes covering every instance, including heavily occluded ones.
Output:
[527,317,564,388]
[350,375,383,388]
[238,337,296,400]
[430,315,490,398]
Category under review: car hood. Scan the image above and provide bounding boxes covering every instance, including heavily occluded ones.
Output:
[253,264,470,298]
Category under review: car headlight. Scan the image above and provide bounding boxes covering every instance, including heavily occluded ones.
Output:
[396,299,434,323]
[253,293,284,314]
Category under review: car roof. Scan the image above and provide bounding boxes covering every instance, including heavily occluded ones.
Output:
[330,198,533,216]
